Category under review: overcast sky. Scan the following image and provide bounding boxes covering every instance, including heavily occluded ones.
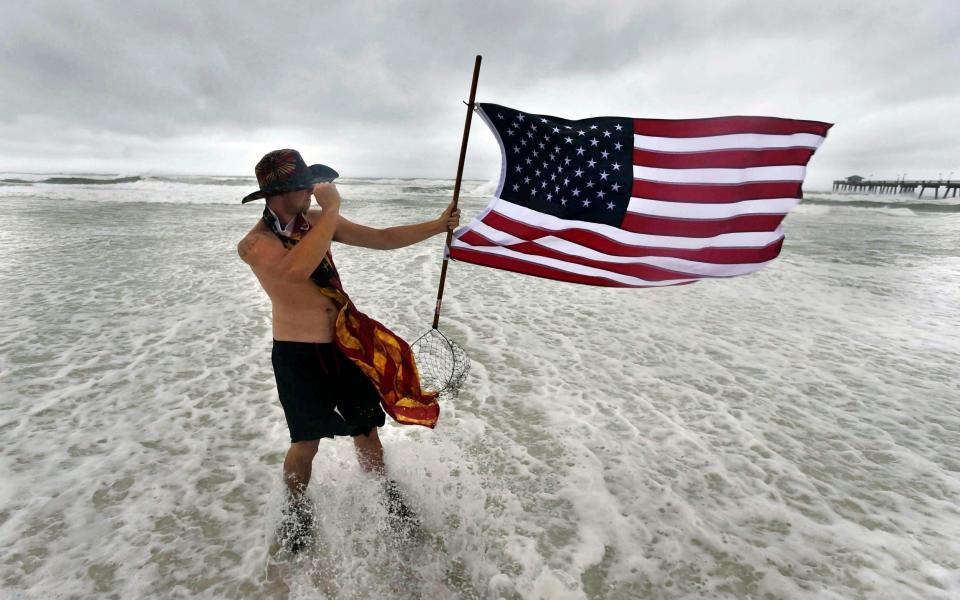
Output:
[2,0,958,190]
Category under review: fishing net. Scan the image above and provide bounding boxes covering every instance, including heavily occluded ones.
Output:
[411,328,470,397]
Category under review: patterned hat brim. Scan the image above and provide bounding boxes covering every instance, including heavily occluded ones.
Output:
[241,164,339,204]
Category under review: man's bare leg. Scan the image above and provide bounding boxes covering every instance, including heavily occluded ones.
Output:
[353,427,386,475]
[277,440,320,552]
[354,427,420,529]
[283,440,320,497]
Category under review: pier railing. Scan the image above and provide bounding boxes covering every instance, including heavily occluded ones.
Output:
[832,179,960,199]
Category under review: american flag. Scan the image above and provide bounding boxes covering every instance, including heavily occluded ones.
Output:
[449,102,832,287]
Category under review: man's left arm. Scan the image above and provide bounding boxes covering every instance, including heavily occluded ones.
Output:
[331,202,461,250]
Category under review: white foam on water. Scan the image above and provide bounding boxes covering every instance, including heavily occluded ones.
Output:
[1,182,959,599]
[468,180,498,197]
[0,174,490,206]
[871,207,918,217]
[792,203,831,216]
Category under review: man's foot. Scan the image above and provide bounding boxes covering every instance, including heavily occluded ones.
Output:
[382,479,422,538]
[277,495,315,554]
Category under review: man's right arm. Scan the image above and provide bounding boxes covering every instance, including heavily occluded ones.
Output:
[237,184,341,280]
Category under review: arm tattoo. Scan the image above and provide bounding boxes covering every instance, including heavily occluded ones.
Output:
[237,234,260,260]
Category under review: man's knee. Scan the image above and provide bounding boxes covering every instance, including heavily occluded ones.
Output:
[287,439,320,462]
[352,428,384,472]
[352,427,380,449]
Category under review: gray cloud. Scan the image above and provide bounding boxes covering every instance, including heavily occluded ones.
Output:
[2,0,958,188]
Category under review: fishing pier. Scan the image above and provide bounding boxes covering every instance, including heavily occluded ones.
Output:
[833,175,960,199]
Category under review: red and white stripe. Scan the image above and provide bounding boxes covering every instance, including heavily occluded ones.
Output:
[450,109,831,288]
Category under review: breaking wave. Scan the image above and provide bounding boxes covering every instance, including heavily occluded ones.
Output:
[1,176,143,185]
[803,197,960,213]
[0,175,258,187]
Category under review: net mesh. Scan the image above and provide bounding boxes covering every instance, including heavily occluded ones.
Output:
[411,328,470,397]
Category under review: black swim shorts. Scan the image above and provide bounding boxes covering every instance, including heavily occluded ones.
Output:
[271,340,386,442]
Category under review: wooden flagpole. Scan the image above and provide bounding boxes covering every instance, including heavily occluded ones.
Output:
[431,54,481,329]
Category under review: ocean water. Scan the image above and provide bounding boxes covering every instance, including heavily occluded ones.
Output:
[0,175,958,599]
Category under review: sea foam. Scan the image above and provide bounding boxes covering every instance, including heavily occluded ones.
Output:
[0,179,958,598]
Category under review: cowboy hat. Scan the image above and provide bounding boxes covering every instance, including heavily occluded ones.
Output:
[241,149,338,204]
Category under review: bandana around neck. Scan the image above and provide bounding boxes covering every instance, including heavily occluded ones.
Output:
[262,206,310,247]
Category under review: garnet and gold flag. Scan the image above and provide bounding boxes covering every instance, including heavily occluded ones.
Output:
[319,285,439,427]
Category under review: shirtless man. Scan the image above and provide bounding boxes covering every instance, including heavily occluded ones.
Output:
[236,149,459,548]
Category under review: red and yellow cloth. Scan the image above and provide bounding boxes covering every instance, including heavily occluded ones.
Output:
[263,207,439,427]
